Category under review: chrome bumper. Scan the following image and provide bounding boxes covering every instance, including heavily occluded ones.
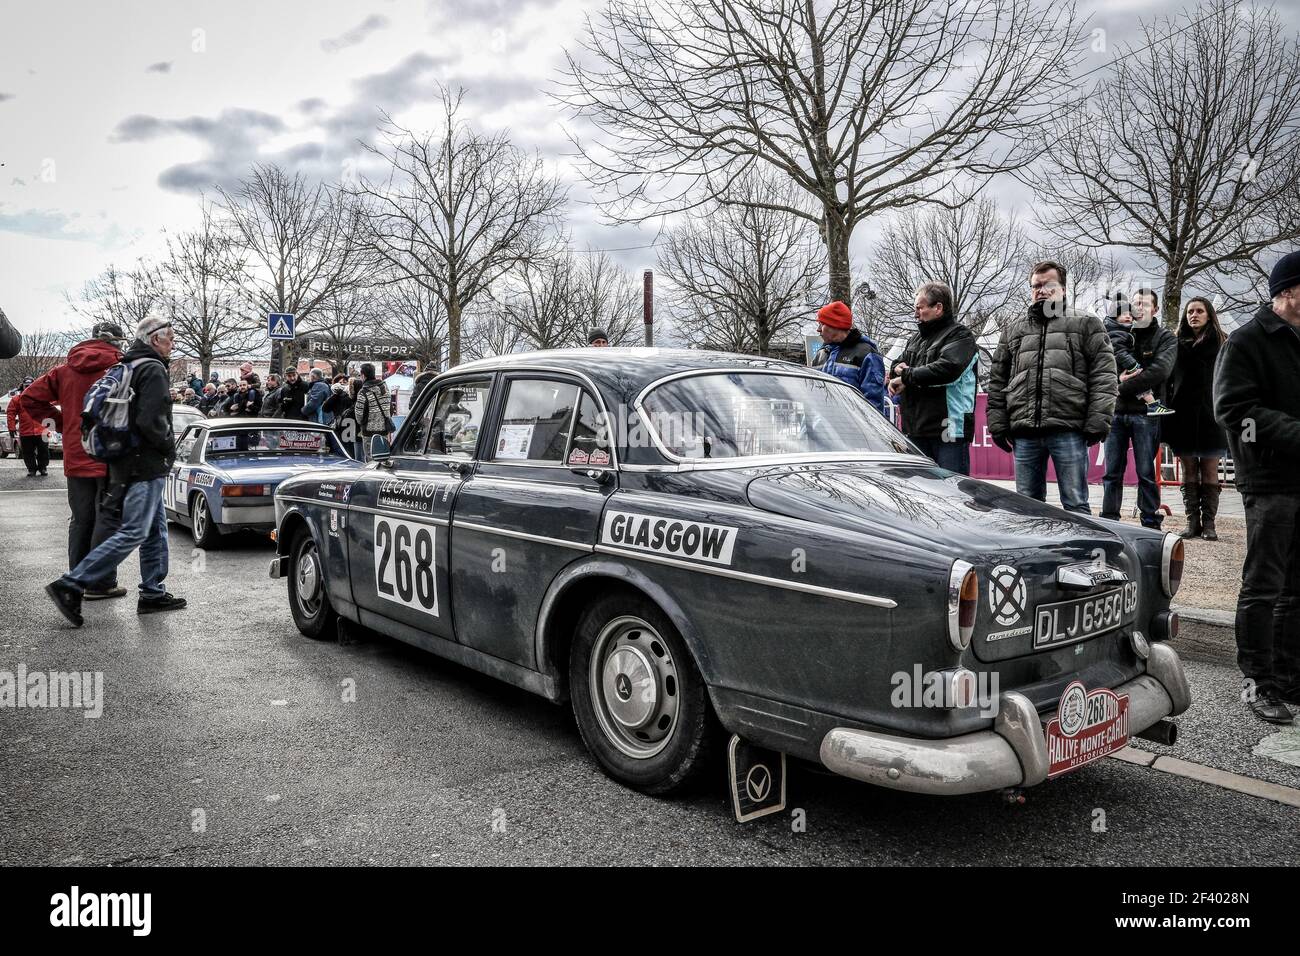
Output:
[819,642,1191,796]
[268,556,289,579]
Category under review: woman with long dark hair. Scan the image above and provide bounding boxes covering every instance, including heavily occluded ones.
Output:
[1164,297,1229,540]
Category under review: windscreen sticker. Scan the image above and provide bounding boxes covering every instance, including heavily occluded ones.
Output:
[279,432,325,451]
[208,435,236,452]
[496,423,534,460]
[568,448,590,465]
[588,448,610,467]
[600,510,737,566]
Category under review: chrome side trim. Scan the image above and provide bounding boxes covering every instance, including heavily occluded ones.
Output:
[453,521,594,552]
[593,544,897,608]
[347,503,450,526]
[276,494,346,511]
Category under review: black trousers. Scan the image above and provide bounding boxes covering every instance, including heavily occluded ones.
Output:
[20,434,49,474]
[67,475,121,589]
[1237,492,1300,697]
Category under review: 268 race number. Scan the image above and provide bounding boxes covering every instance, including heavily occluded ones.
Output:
[374,515,439,616]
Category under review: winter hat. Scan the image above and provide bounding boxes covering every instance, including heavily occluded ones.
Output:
[1268,251,1300,298]
[240,362,253,374]
[817,301,853,330]
[588,328,609,344]
[135,316,172,342]
[92,321,126,344]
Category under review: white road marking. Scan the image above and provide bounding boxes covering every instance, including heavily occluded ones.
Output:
[1111,745,1300,809]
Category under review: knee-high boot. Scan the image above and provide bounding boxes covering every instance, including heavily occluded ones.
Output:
[1200,484,1220,541]
[1179,480,1202,539]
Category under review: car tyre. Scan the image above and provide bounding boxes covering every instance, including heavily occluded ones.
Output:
[190,493,221,549]
[569,591,719,796]
[287,529,337,640]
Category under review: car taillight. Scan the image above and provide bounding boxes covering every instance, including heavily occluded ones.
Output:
[1161,534,1184,597]
[948,560,978,652]
[222,484,272,497]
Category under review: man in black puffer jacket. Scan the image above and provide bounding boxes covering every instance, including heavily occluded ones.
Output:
[988,260,1117,514]
[44,317,187,627]
[887,282,978,474]
[1214,251,1300,725]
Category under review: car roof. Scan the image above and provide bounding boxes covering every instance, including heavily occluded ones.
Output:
[446,347,809,403]
[193,417,334,431]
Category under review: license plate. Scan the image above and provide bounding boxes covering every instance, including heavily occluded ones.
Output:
[1046,682,1130,777]
[1034,588,1127,648]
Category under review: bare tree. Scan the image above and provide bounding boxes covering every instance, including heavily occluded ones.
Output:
[658,175,826,355]
[0,329,71,388]
[1033,0,1300,326]
[868,198,1030,340]
[352,90,568,366]
[155,204,257,380]
[65,262,160,335]
[294,284,383,371]
[559,0,1083,303]
[496,254,582,351]
[461,304,525,362]
[377,278,448,370]
[217,164,370,345]
[569,251,642,346]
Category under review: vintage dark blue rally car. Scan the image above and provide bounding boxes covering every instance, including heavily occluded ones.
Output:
[167,418,363,548]
[269,349,1191,801]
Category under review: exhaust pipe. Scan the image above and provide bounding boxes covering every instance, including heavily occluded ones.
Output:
[1135,719,1177,746]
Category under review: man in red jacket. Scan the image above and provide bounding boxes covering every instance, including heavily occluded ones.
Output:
[22,323,128,599]
[7,377,49,477]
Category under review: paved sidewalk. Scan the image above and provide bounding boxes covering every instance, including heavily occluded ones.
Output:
[983,478,1244,519]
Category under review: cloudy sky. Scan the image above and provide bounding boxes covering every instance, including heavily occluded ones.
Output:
[1,0,1294,335]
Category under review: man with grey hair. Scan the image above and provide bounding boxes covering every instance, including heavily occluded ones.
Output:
[44,316,186,627]
[887,282,978,474]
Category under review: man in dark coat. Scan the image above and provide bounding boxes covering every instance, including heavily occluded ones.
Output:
[1100,288,1178,528]
[887,282,978,474]
[44,317,187,627]
[988,261,1117,514]
[1213,251,1300,725]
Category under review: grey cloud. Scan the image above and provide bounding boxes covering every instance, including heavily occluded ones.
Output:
[426,0,561,26]
[0,207,92,241]
[322,51,456,146]
[109,108,285,144]
[145,61,173,74]
[297,97,328,114]
[321,14,390,53]
[0,93,14,103]
[10,178,26,187]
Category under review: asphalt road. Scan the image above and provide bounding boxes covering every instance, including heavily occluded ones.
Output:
[2,456,1299,866]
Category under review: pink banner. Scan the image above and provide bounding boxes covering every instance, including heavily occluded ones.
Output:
[966,393,1137,485]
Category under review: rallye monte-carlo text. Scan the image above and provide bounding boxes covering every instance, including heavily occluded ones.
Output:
[268,349,1191,801]
[167,419,363,548]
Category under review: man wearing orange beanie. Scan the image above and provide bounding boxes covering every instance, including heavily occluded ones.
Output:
[809,300,885,414]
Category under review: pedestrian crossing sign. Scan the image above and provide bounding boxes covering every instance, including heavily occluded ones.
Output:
[268,312,295,340]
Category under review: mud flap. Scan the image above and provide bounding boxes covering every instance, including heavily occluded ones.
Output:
[728,734,786,823]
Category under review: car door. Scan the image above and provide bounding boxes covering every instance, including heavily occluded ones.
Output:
[164,426,204,521]
[451,374,616,669]
[345,375,494,641]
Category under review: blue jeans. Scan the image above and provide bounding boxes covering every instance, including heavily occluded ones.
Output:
[62,478,169,600]
[910,436,971,475]
[1013,432,1091,514]
[1102,413,1162,526]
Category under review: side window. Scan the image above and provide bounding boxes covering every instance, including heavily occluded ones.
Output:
[401,392,439,454]
[426,380,492,458]
[175,427,200,463]
[494,379,580,463]
[565,392,612,467]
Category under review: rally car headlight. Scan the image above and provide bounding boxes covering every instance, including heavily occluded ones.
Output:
[1161,534,1184,598]
[948,560,978,652]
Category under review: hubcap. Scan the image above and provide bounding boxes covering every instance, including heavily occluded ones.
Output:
[296,543,321,617]
[193,500,206,539]
[589,616,680,759]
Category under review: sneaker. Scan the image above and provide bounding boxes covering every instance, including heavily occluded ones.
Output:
[44,580,84,628]
[137,593,187,615]
[83,585,127,601]
[1145,400,1176,417]
[1247,694,1294,725]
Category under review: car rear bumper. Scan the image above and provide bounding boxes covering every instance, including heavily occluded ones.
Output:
[818,642,1191,796]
